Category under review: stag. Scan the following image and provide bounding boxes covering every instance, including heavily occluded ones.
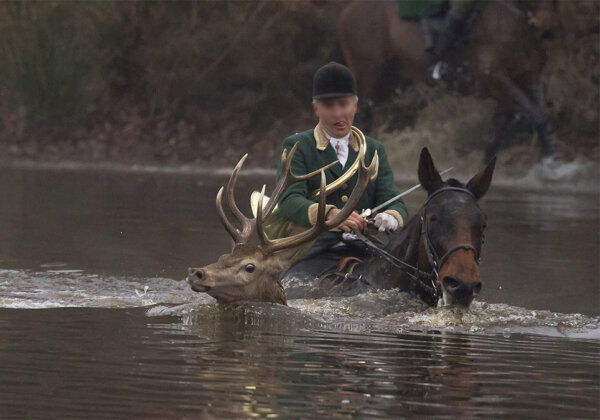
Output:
[187,142,379,305]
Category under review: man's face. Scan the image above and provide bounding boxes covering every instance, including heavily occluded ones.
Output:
[312,96,358,138]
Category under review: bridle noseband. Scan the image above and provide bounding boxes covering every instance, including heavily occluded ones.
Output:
[419,187,485,298]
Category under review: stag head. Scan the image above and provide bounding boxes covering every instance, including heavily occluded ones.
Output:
[187,142,379,305]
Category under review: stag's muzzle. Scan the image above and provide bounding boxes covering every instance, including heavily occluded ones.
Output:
[187,267,210,292]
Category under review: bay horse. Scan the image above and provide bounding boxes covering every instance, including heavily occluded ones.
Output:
[331,147,495,307]
[188,146,495,308]
[337,0,557,160]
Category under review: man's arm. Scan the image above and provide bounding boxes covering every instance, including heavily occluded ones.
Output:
[372,143,408,228]
[276,137,335,227]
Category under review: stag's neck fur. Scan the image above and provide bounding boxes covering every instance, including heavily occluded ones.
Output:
[251,249,292,306]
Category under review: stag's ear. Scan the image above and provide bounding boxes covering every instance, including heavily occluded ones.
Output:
[418,147,443,193]
[466,156,496,200]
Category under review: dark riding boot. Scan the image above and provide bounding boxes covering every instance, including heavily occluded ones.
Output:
[428,14,462,63]
[427,0,475,80]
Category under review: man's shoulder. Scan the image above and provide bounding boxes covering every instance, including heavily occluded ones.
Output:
[281,129,316,153]
[364,134,384,150]
[282,129,314,143]
[281,128,386,152]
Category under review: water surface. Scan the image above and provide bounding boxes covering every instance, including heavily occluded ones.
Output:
[0,166,598,418]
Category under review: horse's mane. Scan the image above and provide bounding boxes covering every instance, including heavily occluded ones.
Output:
[445,178,466,188]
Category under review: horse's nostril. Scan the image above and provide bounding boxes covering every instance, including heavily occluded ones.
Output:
[442,276,461,292]
[472,281,482,295]
[195,270,203,280]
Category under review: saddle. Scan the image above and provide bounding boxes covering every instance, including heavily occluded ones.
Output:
[307,256,370,299]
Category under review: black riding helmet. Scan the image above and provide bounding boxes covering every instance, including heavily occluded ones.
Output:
[312,61,358,100]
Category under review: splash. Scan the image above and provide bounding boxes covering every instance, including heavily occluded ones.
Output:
[149,289,600,340]
[0,268,210,309]
[2,268,597,339]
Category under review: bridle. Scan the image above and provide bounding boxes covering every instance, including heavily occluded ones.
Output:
[419,187,485,300]
[355,186,485,305]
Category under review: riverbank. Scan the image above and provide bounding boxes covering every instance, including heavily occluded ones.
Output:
[1,147,597,194]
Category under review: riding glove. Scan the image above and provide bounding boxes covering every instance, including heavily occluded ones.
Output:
[373,213,398,232]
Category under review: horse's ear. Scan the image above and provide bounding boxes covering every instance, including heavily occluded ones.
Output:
[466,156,496,200]
[418,147,443,193]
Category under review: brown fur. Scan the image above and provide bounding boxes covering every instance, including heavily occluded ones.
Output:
[189,245,290,305]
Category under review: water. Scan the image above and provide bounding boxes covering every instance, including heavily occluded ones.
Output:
[0,165,598,418]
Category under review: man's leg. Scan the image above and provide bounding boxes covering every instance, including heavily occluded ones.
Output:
[428,0,475,77]
[279,245,365,299]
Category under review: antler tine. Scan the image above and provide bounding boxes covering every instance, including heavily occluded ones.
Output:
[324,150,379,230]
[258,170,328,254]
[216,186,244,244]
[221,153,253,243]
[261,142,337,219]
[369,151,379,182]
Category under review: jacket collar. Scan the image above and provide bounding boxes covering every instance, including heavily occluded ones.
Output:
[313,122,359,152]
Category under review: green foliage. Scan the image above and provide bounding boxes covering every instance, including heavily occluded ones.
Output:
[0,1,336,139]
[0,2,93,136]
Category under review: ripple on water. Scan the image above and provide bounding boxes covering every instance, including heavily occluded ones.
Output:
[0,268,211,309]
[147,289,600,340]
[1,268,598,339]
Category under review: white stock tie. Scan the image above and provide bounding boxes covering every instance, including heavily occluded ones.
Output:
[324,130,350,167]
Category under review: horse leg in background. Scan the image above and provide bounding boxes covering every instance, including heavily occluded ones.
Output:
[495,74,553,158]
[485,111,512,162]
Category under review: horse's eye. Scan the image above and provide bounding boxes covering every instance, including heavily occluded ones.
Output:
[429,214,437,222]
[245,263,255,273]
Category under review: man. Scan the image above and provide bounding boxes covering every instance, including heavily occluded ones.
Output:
[276,62,408,284]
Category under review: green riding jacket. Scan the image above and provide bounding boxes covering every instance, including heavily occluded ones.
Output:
[276,123,408,258]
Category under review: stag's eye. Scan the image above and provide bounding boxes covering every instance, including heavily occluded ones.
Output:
[245,263,255,273]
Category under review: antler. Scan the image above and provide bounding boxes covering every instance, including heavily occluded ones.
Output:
[257,145,379,254]
[215,154,254,245]
[261,142,338,219]
[216,141,379,253]
[216,142,336,246]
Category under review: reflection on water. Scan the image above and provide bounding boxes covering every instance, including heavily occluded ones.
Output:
[0,306,598,418]
[0,166,598,418]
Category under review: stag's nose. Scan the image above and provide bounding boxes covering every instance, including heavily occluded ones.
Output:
[187,267,204,281]
[442,276,482,306]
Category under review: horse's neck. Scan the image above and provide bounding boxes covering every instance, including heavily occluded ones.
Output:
[358,214,423,289]
[384,214,422,265]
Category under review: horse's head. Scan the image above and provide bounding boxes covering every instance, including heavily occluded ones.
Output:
[417,148,496,307]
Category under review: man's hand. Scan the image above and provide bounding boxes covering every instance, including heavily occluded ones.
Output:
[326,208,366,233]
[373,212,398,232]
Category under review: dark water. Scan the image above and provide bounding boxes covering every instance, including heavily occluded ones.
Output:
[0,166,598,418]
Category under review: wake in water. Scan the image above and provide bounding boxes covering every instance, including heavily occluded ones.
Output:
[1,269,597,339]
[0,268,210,309]
[151,289,600,340]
